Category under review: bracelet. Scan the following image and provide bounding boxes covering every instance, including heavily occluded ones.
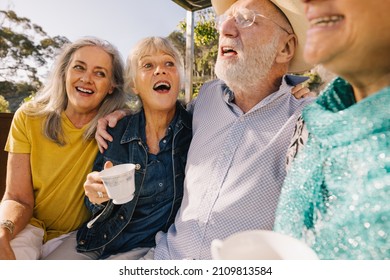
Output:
[0,220,15,236]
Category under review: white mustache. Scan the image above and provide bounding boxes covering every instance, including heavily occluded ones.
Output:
[219,38,241,50]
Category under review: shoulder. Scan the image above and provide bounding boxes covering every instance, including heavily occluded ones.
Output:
[11,108,25,123]
[13,107,29,121]
[12,107,45,128]
[176,102,192,129]
[291,93,316,109]
[199,79,225,94]
[190,79,227,109]
[106,113,139,140]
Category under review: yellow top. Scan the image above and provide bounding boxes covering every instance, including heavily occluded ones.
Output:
[5,109,96,242]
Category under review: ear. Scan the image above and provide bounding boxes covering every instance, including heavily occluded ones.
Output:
[131,80,139,95]
[275,34,297,65]
[131,86,140,95]
[108,86,115,95]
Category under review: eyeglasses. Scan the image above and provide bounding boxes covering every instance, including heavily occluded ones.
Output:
[215,7,292,34]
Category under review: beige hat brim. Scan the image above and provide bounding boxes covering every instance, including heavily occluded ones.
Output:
[211,0,312,73]
[211,0,236,16]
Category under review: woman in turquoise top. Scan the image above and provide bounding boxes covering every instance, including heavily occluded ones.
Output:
[274,0,390,259]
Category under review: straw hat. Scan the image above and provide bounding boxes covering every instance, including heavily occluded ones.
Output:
[211,0,312,73]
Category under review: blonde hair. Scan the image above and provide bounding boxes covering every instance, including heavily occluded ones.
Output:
[124,36,184,109]
[22,37,127,145]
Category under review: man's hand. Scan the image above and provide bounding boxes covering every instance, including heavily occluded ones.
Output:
[95,109,128,153]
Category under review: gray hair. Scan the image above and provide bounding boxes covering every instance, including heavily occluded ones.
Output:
[124,36,184,110]
[22,36,127,145]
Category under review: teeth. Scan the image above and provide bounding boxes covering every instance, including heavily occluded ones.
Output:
[76,87,93,94]
[153,81,171,91]
[154,82,170,88]
[310,15,344,27]
[222,47,235,53]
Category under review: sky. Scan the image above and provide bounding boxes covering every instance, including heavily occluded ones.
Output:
[0,0,192,59]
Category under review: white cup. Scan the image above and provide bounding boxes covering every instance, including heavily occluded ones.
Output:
[211,230,319,260]
[99,163,136,205]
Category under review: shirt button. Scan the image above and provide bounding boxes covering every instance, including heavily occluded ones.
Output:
[103,234,107,239]
[119,215,124,220]
[79,240,85,245]
[135,164,141,170]
[158,182,163,187]
[138,141,142,145]
[163,140,167,144]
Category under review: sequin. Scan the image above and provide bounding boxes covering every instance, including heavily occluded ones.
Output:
[274,78,390,260]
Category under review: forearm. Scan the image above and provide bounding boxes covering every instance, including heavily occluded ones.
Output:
[2,153,34,238]
[0,199,33,260]
[0,198,33,240]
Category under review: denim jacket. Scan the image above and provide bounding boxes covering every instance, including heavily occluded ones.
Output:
[76,102,192,257]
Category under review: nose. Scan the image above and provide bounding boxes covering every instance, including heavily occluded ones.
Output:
[80,72,92,83]
[219,16,239,38]
[154,65,166,75]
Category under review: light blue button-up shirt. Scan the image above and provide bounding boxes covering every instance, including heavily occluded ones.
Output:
[154,77,314,259]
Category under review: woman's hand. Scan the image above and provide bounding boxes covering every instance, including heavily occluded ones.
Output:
[291,82,317,99]
[0,234,16,260]
[95,109,128,153]
[84,161,113,204]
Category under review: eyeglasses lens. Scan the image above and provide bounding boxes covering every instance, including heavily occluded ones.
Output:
[216,8,256,30]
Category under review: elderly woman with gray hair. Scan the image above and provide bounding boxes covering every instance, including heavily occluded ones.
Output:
[45,36,192,260]
[0,37,127,259]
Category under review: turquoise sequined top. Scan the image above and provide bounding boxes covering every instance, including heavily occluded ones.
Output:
[274,77,390,259]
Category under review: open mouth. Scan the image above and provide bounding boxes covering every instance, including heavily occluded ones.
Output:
[309,15,344,27]
[221,46,237,56]
[153,81,171,93]
[76,86,94,95]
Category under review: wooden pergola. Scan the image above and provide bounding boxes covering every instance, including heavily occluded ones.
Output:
[171,0,212,103]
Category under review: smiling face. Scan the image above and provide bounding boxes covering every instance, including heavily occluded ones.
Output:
[302,0,390,77]
[132,50,180,114]
[65,46,114,117]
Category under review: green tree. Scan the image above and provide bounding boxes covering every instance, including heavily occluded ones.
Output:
[167,30,186,61]
[0,94,10,112]
[0,9,69,111]
[0,80,37,112]
[170,8,219,99]
[191,9,218,82]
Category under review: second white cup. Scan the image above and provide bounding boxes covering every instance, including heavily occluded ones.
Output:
[211,230,319,260]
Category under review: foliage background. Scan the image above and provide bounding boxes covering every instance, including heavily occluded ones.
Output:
[0,10,69,112]
[0,8,326,113]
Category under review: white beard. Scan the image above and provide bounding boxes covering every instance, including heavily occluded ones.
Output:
[215,36,279,90]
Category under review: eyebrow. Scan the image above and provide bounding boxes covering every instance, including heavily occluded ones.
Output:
[73,60,109,72]
[140,53,174,60]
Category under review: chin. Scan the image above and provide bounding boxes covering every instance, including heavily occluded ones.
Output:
[303,48,324,66]
[216,61,235,80]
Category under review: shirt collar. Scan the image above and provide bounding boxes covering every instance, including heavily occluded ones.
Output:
[222,74,301,112]
[120,101,191,144]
